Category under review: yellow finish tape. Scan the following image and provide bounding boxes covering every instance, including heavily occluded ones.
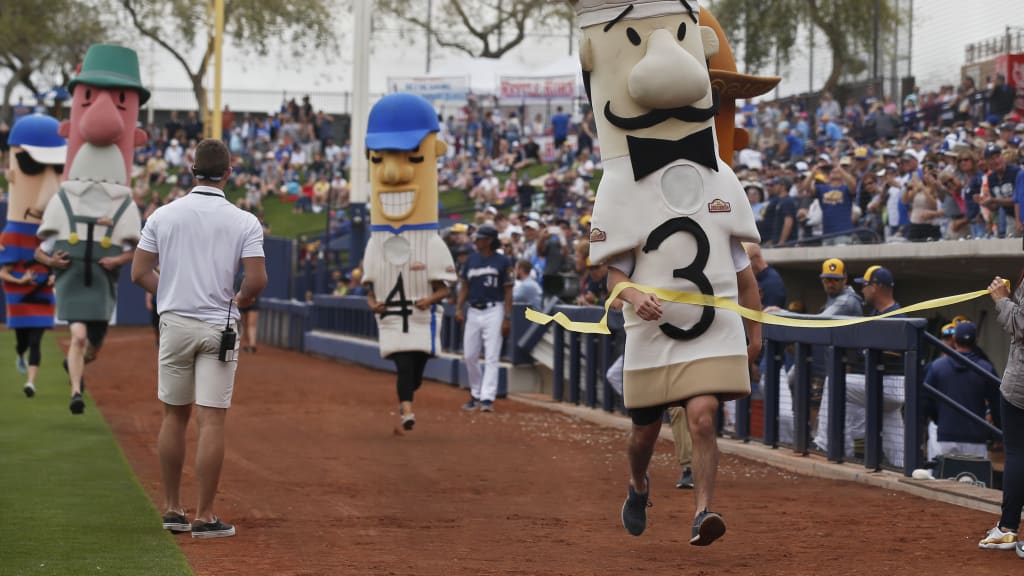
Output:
[524,281,992,335]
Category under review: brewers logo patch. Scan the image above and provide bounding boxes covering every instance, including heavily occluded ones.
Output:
[590,227,607,243]
[707,199,731,213]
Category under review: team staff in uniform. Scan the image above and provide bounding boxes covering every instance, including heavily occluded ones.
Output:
[981,275,1024,556]
[361,93,457,431]
[0,114,66,398]
[132,138,267,539]
[456,224,513,412]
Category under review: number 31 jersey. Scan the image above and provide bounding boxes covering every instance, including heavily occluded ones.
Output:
[363,229,457,358]
[589,155,761,372]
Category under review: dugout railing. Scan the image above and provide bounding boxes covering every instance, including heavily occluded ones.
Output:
[524,306,1004,478]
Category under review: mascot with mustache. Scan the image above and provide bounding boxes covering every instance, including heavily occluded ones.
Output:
[38,44,147,415]
[572,0,762,545]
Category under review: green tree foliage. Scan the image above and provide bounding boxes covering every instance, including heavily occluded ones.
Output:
[709,0,900,93]
[0,0,108,121]
[116,0,335,126]
[377,0,572,59]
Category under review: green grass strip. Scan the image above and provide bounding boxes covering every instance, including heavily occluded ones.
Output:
[0,329,193,576]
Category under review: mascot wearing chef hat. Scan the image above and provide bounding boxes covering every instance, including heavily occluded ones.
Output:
[361,93,456,433]
[571,0,762,545]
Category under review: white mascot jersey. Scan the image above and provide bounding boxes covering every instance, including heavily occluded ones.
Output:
[362,229,456,358]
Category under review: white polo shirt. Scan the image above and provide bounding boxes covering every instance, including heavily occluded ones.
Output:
[138,185,264,324]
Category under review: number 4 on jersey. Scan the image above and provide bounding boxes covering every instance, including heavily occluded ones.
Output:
[380,273,414,333]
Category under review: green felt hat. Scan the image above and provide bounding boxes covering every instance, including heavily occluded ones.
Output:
[68,44,150,104]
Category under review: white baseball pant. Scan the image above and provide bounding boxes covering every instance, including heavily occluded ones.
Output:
[463,305,504,402]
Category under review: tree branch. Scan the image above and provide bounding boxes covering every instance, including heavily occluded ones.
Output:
[119,0,195,76]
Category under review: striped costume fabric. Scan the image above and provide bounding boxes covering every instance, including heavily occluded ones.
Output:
[0,221,55,329]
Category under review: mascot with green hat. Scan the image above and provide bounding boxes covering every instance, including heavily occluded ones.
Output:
[38,43,149,415]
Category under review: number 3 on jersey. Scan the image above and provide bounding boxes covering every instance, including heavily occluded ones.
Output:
[642,217,715,340]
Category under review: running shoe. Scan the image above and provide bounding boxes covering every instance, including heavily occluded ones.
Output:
[621,475,650,536]
[480,400,494,413]
[401,412,416,431]
[23,382,35,398]
[461,398,480,411]
[191,517,236,539]
[676,466,694,489]
[978,525,1018,550]
[70,392,85,415]
[690,509,726,546]
[162,511,191,533]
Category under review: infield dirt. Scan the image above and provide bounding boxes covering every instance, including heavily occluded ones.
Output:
[85,327,1020,576]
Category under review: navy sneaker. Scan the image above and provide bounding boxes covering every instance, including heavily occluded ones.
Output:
[690,509,726,546]
[480,400,494,413]
[461,398,480,411]
[162,511,191,533]
[191,517,236,539]
[621,476,650,536]
[676,466,694,489]
[69,392,85,415]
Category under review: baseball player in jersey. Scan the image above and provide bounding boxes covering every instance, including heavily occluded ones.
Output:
[571,0,761,545]
[0,114,66,398]
[361,93,456,432]
[455,224,513,412]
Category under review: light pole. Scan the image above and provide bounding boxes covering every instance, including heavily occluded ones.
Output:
[426,0,433,73]
[348,0,372,271]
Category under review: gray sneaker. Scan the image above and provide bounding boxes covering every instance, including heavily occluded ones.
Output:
[461,398,480,411]
[621,475,650,536]
[480,400,494,412]
[191,517,235,539]
[690,509,726,546]
[675,466,694,489]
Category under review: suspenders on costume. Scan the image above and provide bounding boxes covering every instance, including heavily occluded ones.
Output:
[57,189,133,287]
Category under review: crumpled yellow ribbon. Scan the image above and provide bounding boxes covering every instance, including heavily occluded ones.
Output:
[524,281,992,335]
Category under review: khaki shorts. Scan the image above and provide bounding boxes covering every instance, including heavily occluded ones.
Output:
[158,312,239,408]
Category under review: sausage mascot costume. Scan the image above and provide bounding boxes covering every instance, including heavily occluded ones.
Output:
[571,0,761,544]
[0,114,66,398]
[361,93,456,433]
[666,6,781,491]
[38,44,148,414]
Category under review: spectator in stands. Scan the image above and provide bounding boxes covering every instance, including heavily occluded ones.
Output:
[800,155,857,244]
[924,321,1000,459]
[989,74,1016,123]
[551,106,571,150]
[903,164,944,241]
[980,275,1024,555]
[981,144,1019,237]
[513,259,542,311]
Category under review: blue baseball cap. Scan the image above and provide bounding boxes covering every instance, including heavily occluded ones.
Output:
[954,321,976,344]
[8,114,67,165]
[854,265,894,288]
[366,93,439,151]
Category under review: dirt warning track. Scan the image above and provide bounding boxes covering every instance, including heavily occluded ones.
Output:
[86,327,1018,576]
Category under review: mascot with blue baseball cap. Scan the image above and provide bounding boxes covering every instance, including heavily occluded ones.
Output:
[0,114,67,398]
[360,93,456,433]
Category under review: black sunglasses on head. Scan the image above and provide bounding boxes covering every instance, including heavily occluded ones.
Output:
[15,151,64,176]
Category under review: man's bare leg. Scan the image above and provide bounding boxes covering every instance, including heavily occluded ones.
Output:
[194,405,227,523]
[159,403,192,513]
[686,395,720,515]
[628,420,662,493]
[67,322,87,395]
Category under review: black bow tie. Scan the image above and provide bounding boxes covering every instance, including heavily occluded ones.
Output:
[626,127,720,181]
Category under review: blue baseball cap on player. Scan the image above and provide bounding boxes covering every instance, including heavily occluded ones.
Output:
[8,113,67,165]
[365,93,439,151]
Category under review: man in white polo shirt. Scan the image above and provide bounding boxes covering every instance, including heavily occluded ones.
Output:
[131,138,266,539]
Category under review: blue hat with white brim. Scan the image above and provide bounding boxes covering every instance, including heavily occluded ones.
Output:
[366,93,439,151]
[9,114,67,165]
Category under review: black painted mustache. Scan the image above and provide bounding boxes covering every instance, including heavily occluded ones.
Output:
[604,90,720,130]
